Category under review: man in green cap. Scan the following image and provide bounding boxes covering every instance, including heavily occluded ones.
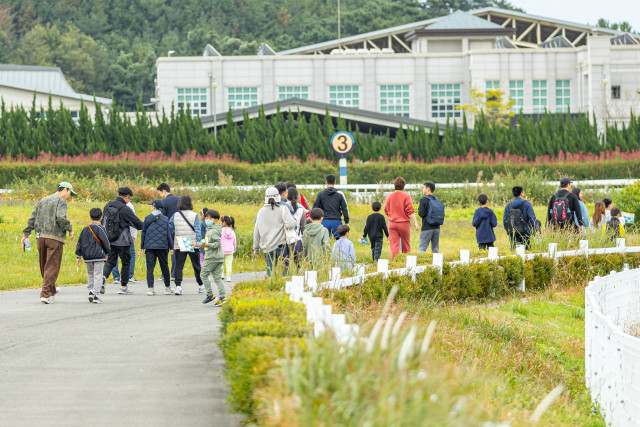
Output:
[22,182,76,304]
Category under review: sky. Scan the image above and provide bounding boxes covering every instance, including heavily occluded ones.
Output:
[508,0,640,32]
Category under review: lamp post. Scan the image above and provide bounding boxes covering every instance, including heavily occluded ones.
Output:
[209,75,218,140]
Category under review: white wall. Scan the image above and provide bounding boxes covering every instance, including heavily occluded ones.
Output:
[0,86,103,118]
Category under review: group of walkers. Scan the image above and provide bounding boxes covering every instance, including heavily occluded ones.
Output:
[23,182,237,306]
[22,176,627,305]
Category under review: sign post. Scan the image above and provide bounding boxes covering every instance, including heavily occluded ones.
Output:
[330,131,355,186]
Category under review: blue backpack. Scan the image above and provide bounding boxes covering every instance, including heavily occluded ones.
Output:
[426,196,445,226]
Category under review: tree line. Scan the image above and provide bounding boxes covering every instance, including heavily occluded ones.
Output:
[1,97,640,162]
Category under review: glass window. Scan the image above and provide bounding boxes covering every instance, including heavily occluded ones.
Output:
[532,80,547,114]
[278,86,309,100]
[556,80,571,113]
[228,87,259,110]
[380,84,410,117]
[328,85,360,108]
[177,87,208,116]
[509,80,524,113]
[430,83,461,119]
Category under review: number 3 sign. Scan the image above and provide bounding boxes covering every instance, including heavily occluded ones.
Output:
[330,131,355,157]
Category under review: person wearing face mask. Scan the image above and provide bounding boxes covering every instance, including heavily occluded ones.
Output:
[200,210,226,307]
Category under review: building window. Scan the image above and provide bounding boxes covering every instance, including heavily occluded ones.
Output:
[228,87,258,110]
[532,80,547,114]
[70,110,79,125]
[556,80,571,113]
[612,85,621,100]
[177,88,208,116]
[431,83,461,118]
[509,80,524,113]
[485,80,500,102]
[278,86,309,100]
[329,85,359,108]
[380,84,410,117]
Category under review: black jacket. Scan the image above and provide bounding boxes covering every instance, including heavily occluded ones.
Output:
[312,187,349,223]
[75,224,111,261]
[546,189,583,227]
[141,213,173,250]
[362,213,389,240]
[161,194,180,220]
[418,196,440,230]
[103,197,144,234]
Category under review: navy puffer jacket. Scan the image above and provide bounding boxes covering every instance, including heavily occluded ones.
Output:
[141,213,173,250]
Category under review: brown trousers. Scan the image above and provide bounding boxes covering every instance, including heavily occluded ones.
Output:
[37,238,64,298]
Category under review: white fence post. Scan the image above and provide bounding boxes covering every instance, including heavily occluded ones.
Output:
[406,255,417,269]
[488,247,499,260]
[377,259,389,277]
[305,271,318,292]
[515,245,526,293]
[330,267,341,289]
[548,243,558,259]
[432,253,444,275]
[460,249,470,264]
[580,240,589,257]
[616,238,626,248]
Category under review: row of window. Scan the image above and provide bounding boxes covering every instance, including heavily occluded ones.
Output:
[176,80,572,118]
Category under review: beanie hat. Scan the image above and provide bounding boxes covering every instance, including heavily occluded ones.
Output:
[265,186,280,204]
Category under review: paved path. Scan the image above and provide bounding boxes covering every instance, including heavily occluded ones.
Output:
[0,272,264,427]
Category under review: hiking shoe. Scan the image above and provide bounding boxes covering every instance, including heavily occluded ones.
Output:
[164,287,173,295]
[129,277,138,283]
[226,276,231,282]
[202,294,215,304]
[213,297,226,307]
[100,277,106,294]
[40,297,52,304]
[100,285,105,294]
[50,293,57,302]
[147,289,155,296]
[198,285,205,293]
[113,280,120,285]
[89,292,95,303]
[174,286,183,295]
[118,286,132,295]
[92,295,103,304]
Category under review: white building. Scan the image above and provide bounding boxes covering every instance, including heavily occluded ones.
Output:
[0,64,111,120]
[155,7,640,134]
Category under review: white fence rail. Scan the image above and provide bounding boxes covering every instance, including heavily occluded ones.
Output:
[585,269,640,426]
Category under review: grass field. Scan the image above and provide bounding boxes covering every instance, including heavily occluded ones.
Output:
[2,199,636,291]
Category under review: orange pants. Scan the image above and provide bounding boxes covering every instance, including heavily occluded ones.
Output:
[388,221,411,261]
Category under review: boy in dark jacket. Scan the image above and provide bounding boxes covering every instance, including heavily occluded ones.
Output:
[138,200,174,295]
[503,186,537,249]
[76,208,111,304]
[362,201,389,261]
[472,194,497,250]
[546,177,584,233]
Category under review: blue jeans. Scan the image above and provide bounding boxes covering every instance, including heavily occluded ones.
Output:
[264,246,285,278]
[111,242,136,281]
[321,219,343,239]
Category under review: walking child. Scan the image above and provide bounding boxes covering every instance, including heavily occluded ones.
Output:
[200,210,226,306]
[332,224,356,271]
[472,194,497,250]
[221,216,237,282]
[139,200,174,295]
[603,207,625,241]
[75,208,111,304]
[362,201,389,261]
[302,208,331,267]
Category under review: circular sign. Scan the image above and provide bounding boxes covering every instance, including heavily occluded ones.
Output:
[330,131,355,157]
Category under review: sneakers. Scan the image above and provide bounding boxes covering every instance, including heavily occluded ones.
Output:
[113,280,121,285]
[40,297,52,304]
[100,285,106,294]
[213,297,226,307]
[92,295,103,304]
[147,289,155,296]
[174,286,183,295]
[164,287,174,295]
[198,285,205,293]
[226,277,232,282]
[89,292,95,303]
[202,294,215,304]
[56,286,61,293]
[129,277,138,283]
[50,293,57,302]
[221,276,225,280]
[118,286,133,295]
[100,277,106,294]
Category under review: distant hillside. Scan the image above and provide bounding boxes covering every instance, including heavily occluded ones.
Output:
[0,0,519,108]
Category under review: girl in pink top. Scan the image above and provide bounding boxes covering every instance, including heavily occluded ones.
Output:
[384,177,420,260]
[221,216,237,282]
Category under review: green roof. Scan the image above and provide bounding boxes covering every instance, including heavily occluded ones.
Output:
[427,10,504,30]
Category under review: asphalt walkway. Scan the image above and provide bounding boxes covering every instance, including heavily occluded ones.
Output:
[0,272,264,427]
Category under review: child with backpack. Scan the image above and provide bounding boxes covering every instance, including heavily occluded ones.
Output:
[418,181,445,253]
[503,186,537,250]
[472,194,497,250]
[362,201,389,261]
[602,207,625,241]
[221,216,236,282]
[75,208,111,304]
[200,210,226,307]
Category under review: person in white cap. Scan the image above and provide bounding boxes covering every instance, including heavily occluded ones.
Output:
[22,182,76,304]
[252,186,297,277]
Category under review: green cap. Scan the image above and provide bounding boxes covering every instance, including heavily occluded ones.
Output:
[59,182,77,197]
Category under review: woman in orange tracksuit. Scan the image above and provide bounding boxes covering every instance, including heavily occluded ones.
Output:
[384,177,420,261]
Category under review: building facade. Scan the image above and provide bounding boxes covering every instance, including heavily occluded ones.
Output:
[155,8,640,134]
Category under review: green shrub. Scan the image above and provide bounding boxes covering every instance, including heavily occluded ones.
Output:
[525,256,556,291]
[219,293,305,334]
[219,319,309,357]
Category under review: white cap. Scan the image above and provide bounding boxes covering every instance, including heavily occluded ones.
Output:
[265,186,280,204]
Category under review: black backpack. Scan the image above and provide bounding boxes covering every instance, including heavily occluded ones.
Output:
[103,203,125,241]
[605,219,621,239]
[552,192,572,224]
[425,196,445,226]
[505,202,526,235]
